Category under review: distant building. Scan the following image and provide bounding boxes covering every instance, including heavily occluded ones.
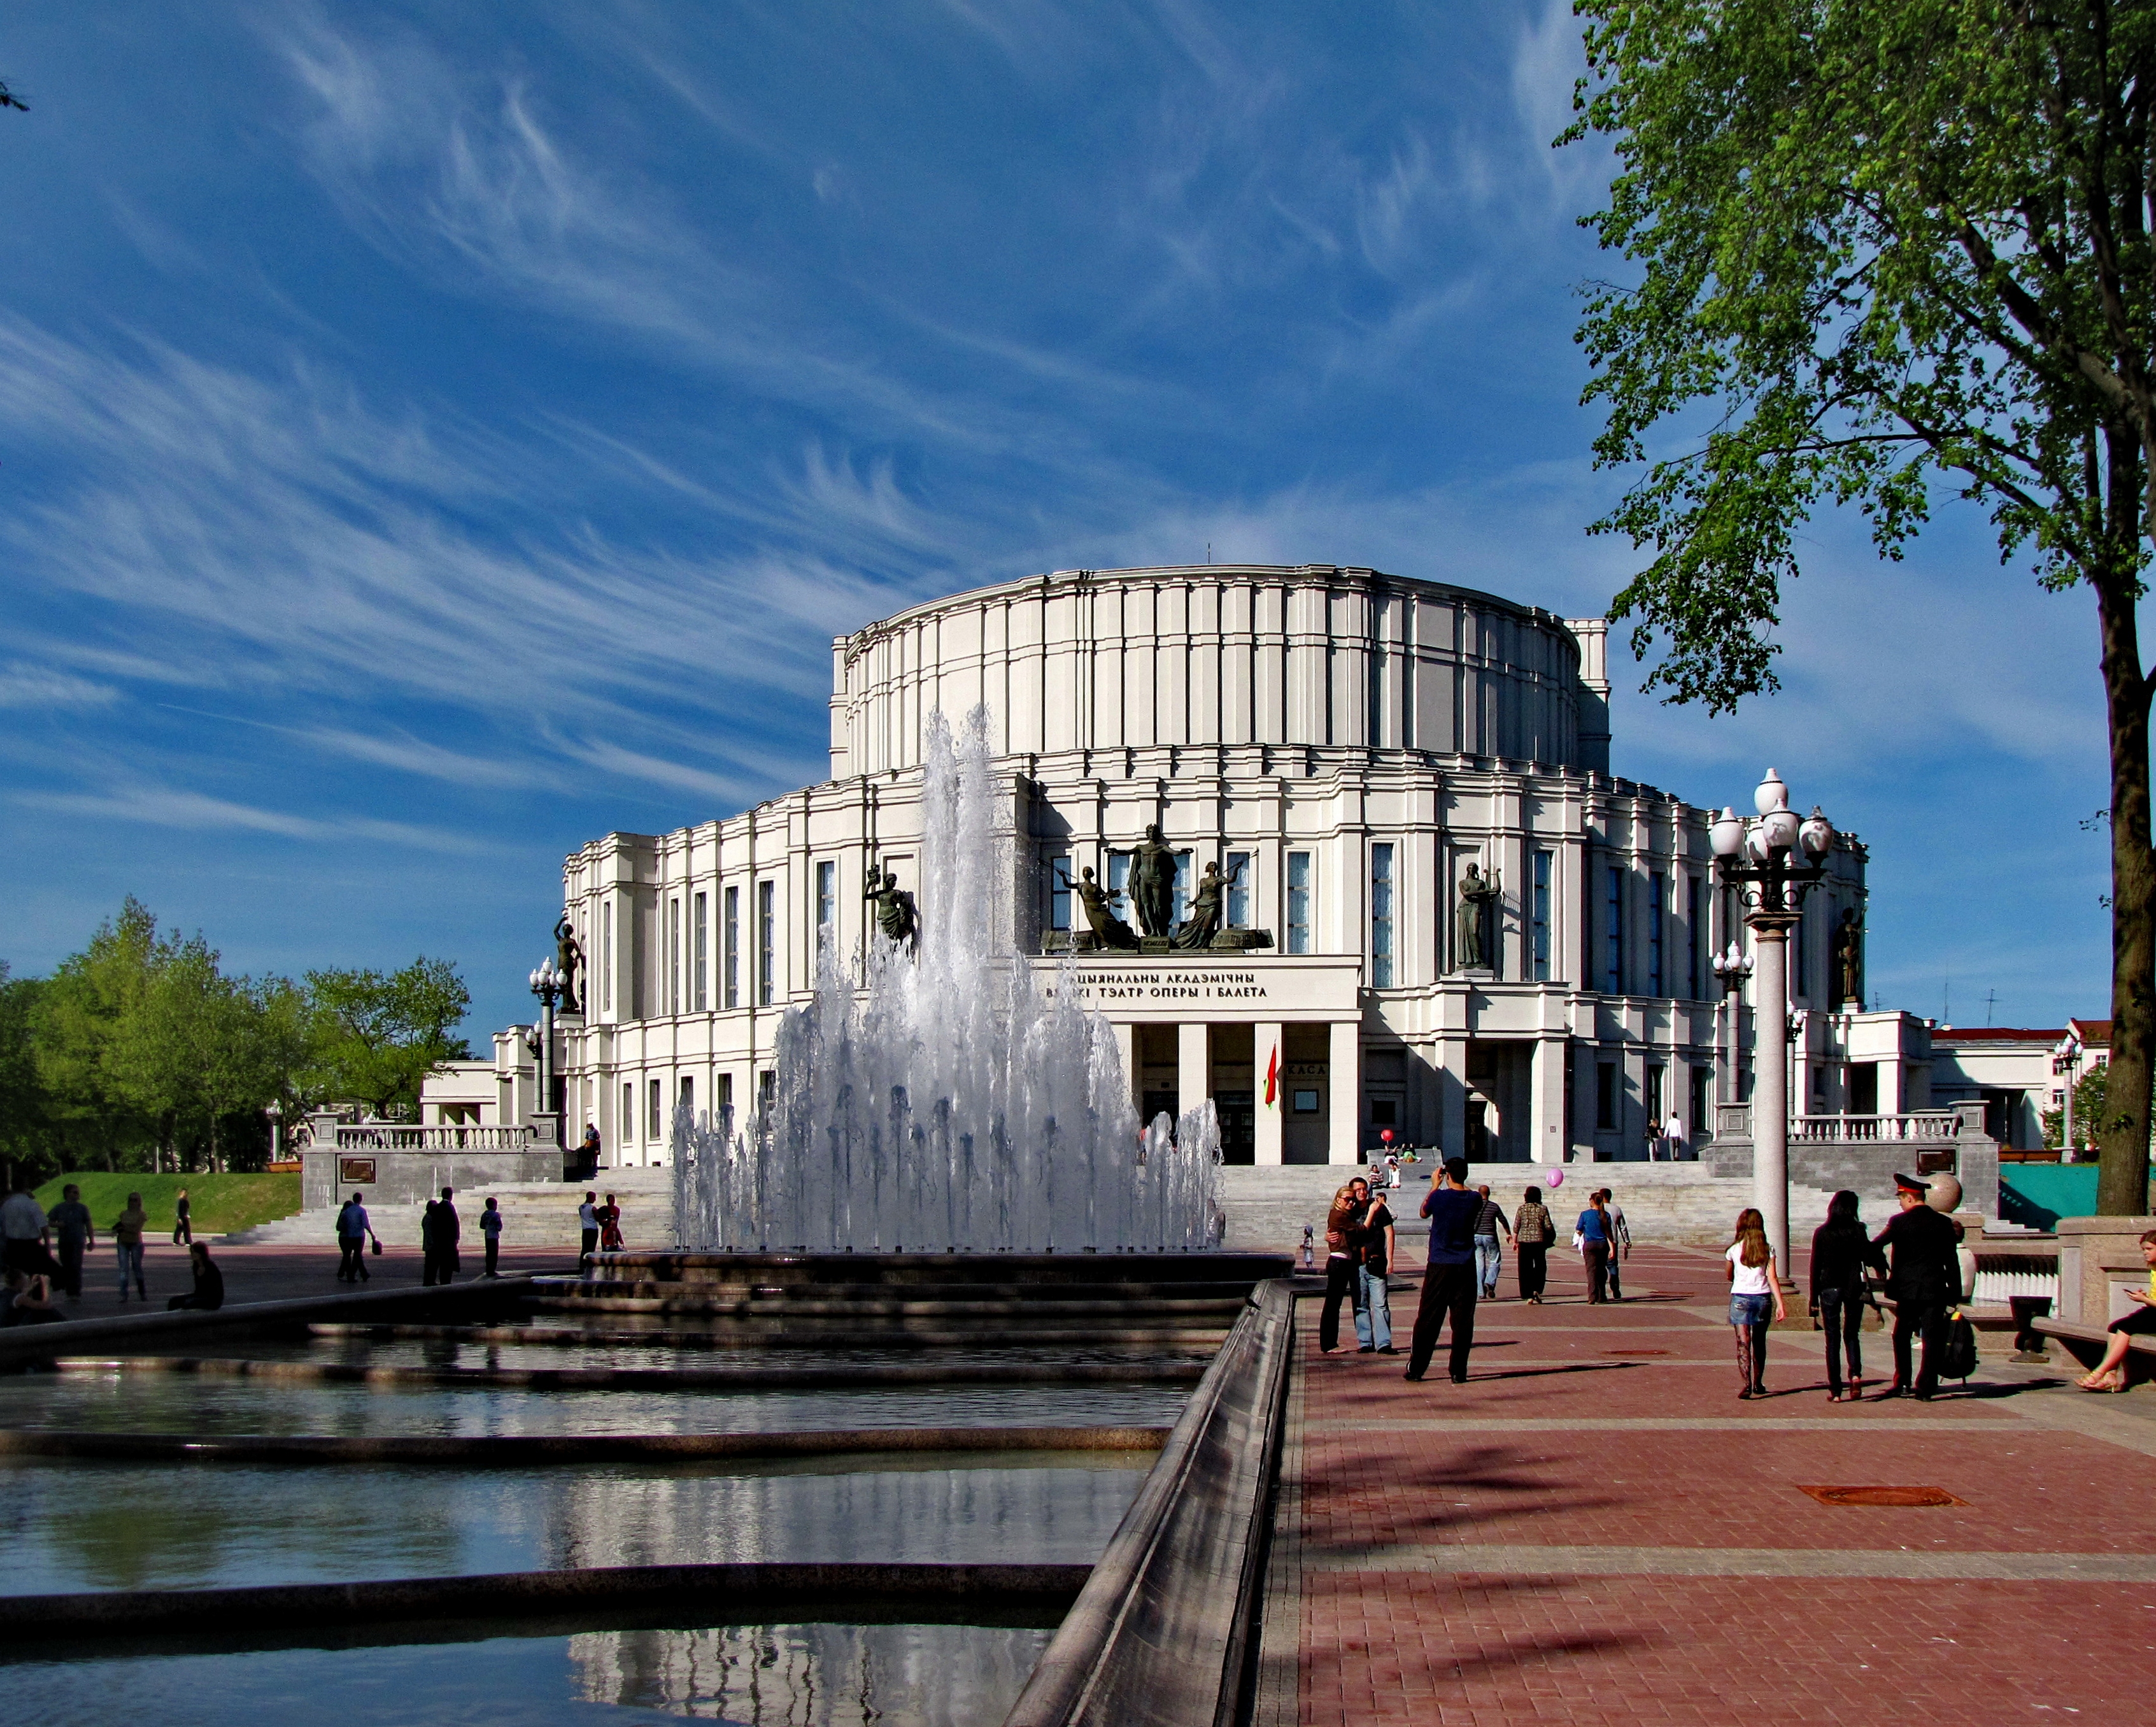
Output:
[434,563,1877,1168]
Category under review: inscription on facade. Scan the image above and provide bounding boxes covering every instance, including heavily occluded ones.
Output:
[1046,969,1271,1002]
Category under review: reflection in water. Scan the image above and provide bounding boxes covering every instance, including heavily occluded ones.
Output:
[576,1622,1051,1725]
[1,1460,1145,1595]
[6,1373,1190,1438]
[4,1623,1047,1726]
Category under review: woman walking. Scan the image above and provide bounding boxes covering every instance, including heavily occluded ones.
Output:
[111,1191,148,1303]
[1575,1191,1614,1303]
[1810,1190,1882,1401]
[1514,1186,1553,1304]
[1318,1180,1368,1353]
[1726,1206,1788,1398]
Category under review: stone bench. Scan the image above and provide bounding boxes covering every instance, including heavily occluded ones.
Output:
[2033,1315,2156,1384]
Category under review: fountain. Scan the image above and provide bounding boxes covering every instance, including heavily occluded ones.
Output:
[674,706,1225,1254]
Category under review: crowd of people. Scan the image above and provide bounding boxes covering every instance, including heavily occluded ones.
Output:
[0,1177,227,1323]
[1317,1160,2064,1402]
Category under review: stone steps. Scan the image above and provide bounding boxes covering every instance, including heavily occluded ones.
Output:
[225,1170,676,1249]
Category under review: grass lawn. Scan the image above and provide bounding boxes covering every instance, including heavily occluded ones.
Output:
[31,1173,304,1237]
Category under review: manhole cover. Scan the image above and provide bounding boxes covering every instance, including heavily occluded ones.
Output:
[1798,1484,1969,1508]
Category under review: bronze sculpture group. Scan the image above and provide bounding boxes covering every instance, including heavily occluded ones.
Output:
[1056,837,1247,951]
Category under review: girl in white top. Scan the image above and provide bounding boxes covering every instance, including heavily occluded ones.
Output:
[1724,1206,1787,1399]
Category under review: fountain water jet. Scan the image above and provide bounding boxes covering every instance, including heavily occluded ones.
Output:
[674,707,1224,1253]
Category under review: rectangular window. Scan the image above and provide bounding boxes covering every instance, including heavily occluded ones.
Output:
[1107,852,1131,905]
[602,902,614,1014]
[1171,851,1193,927]
[1648,872,1666,997]
[1049,856,1071,931]
[679,1074,694,1114]
[1287,850,1312,955]
[1688,874,1703,999]
[1596,1061,1618,1132]
[1226,852,1251,929]
[648,1078,662,1141]
[723,885,739,1010]
[716,1071,735,1128]
[693,892,708,1012]
[1605,865,1624,995]
[1370,842,1394,988]
[1645,1062,1665,1124]
[758,880,776,1006]
[1531,850,1552,981]
[758,1069,776,1118]
[669,896,681,1014]
[815,860,836,956]
[1794,902,1809,998]
[1690,1063,1711,1138]
[621,1082,634,1145]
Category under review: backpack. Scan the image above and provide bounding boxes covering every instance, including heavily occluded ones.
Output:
[1937,1310,1979,1381]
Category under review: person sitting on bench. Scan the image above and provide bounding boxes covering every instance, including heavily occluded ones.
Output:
[166,1241,225,1311]
[2078,1227,2156,1393]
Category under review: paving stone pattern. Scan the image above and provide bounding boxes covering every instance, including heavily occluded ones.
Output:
[1263,1241,2156,1724]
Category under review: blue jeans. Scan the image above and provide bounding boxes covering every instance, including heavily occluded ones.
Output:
[1354,1263,1393,1349]
[115,1240,145,1298]
[1474,1235,1503,1296]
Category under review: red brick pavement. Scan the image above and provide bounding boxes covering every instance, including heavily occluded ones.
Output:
[1270,1240,2156,1725]
[43,1241,574,1321]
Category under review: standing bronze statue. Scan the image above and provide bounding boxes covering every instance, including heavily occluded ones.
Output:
[1454,863,1501,970]
[1831,907,1864,1009]
[553,915,584,1014]
[1058,863,1139,949]
[1173,856,1247,949]
[1114,824,1179,939]
[865,865,919,949]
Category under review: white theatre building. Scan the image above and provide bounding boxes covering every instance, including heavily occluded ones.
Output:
[437,563,1878,1169]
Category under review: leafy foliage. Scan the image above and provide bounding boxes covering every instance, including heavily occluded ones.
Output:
[1568,0,2156,1211]
[304,958,473,1121]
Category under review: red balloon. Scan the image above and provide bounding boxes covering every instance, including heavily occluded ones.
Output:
[1379,1129,1394,1144]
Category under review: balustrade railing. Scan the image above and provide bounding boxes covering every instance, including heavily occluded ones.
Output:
[1713,1105,1974,1144]
[327,1124,539,1153]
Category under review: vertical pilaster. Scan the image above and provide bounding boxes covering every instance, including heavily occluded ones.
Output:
[1254,1020,1285,1165]
[1531,1036,1567,1169]
[1178,1023,1210,1126]
[1328,1020,1361,1165]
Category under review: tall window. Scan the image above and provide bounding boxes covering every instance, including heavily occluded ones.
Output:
[1226,851,1251,928]
[716,1071,734,1127]
[1596,1062,1619,1132]
[669,897,681,1014]
[723,885,739,1010]
[1794,902,1810,998]
[758,1069,776,1116]
[648,1078,662,1141]
[1605,865,1624,995]
[621,1081,633,1145]
[1648,872,1666,997]
[693,892,708,1012]
[1286,851,1312,954]
[758,880,776,1006]
[1531,850,1552,981]
[1690,1063,1712,1138]
[1049,856,1071,931]
[815,860,836,955]
[602,901,614,1014]
[1370,843,1394,988]
[679,1074,694,1114]
[1687,874,1703,999]
[1171,851,1194,926]
[1645,1062,1665,1125]
[1107,852,1131,906]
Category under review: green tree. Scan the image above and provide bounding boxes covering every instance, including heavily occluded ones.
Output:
[1568,0,2156,1212]
[31,898,160,1170]
[305,958,472,1119]
[0,962,51,1183]
[2043,1060,2111,1151]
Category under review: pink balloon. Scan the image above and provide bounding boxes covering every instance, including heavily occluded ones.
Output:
[1545,1168,1564,1188]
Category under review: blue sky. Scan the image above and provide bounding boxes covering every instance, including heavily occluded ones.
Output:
[0,2,2119,1039]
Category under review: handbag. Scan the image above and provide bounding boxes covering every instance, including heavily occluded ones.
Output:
[1938,1310,1978,1380]
[370,1237,382,1256]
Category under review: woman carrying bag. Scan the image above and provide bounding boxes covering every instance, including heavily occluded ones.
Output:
[1514,1186,1554,1304]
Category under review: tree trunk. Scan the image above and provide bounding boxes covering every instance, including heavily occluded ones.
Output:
[2097,571,2155,1214]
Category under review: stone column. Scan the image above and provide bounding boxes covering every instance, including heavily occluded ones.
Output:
[1254,1020,1285,1165]
[1436,1035,1468,1160]
[1328,1020,1361,1165]
[1178,1023,1210,1128]
[1530,1036,1567,1170]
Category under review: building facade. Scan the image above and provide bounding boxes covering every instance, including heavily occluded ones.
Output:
[436,564,1875,1169]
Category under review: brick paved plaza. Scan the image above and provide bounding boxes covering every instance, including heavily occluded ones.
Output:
[1258,1241,2156,1725]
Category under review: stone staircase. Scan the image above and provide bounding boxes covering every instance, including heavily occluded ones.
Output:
[224,1167,677,1250]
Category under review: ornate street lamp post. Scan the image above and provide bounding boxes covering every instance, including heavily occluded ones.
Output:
[1711,942,1754,1112]
[528,958,564,1122]
[2053,1032,2083,1160]
[1710,769,1836,1277]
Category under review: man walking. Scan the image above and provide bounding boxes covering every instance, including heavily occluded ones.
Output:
[1472,1184,1512,1301]
[48,1184,93,1300]
[1405,1156,1484,1384]
[1873,1172,1960,1400]
[336,1191,376,1283]
[1,1178,57,1281]
[171,1188,192,1246]
[578,1190,600,1270]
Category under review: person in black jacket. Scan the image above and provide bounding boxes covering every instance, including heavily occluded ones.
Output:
[166,1242,224,1311]
[1871,1174,1961,1400]
[1810,1190,1884,1400]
